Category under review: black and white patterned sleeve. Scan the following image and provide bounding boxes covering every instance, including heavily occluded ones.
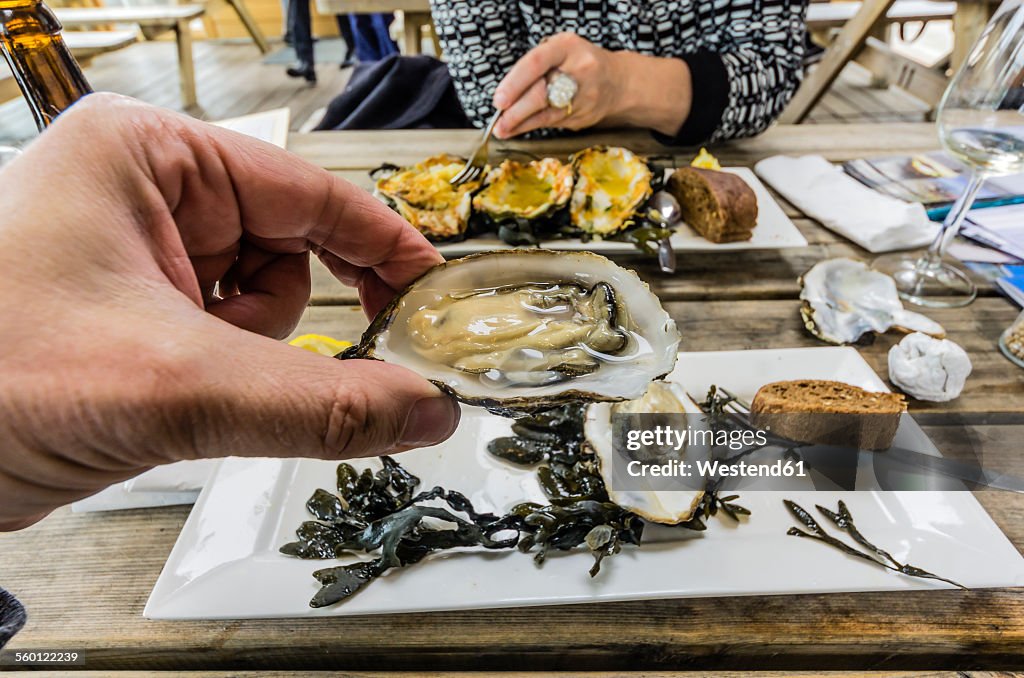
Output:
[683,0,808,141]
[429,0,528,129]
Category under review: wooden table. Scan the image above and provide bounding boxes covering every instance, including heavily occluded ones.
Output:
[1,125,1022,672]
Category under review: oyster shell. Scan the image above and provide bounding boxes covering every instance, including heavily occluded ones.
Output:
[374,154,483,241]
[800,258,945,345]
[473,157,573,221]
[570,146,653,236]
[348,250,681,413]
[585,381,706,524]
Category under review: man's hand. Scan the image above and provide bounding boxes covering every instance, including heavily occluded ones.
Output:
[0,94,460,530]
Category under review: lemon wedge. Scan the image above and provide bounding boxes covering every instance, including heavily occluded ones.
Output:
[288,333,353,357]
[690,147,721,170]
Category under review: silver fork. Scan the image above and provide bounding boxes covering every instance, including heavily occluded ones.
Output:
[450,110,502,187]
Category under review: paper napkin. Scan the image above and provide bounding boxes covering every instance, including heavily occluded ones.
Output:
[754,155,937,252]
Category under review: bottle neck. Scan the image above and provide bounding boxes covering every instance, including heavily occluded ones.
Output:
[0,0,92,131]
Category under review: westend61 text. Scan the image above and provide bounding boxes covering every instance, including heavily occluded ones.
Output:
[624,425,768,452]
[626,459,808,479]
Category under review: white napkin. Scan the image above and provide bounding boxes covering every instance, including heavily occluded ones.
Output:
[754,155,937,253]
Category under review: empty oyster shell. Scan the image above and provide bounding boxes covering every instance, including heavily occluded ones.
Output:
[585,381,705,524]
[800,258,945,345]
[473,157,573,221]
[374,154,483,242]
[570,146,653,236]
[347,250,681,413]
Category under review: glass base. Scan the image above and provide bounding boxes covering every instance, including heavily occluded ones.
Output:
[871,253,977,308]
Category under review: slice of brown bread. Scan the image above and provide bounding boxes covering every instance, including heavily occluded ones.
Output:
[666,167,758,243]
[750,380,907,451]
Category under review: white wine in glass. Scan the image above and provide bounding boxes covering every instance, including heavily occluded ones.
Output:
[873,0,1024,307]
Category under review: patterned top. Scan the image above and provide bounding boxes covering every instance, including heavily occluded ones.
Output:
[429,0,808,143]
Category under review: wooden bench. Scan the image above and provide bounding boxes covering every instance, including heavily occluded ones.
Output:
[55,5,205,109]
[0,29,137,106]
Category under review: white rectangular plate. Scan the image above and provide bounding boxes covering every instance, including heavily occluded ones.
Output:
[435,168,807,258]
[145,347,1024,619]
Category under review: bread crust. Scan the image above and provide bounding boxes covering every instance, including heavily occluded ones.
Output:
[750,380,906,451]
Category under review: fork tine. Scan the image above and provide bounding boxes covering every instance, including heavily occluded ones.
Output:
[453,163,482,187]
[450,110,502,186]
[450,163,475,187]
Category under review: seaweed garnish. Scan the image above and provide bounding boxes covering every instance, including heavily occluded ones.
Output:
[282,458,522,608]
[784,500,965,589]
[284,400,750,609]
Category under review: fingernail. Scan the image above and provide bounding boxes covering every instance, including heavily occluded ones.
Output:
[493,92,508,109]
[401,394,461,447]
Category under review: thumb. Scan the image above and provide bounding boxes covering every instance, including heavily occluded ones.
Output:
[148,319,461,463]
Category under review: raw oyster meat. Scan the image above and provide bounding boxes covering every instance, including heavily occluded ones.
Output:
[348,250,680,412]
[800,258,945,345]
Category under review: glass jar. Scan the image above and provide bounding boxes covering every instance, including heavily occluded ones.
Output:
[999,308,1024,368]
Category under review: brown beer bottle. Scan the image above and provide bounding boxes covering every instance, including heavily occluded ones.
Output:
[0,0,92,131]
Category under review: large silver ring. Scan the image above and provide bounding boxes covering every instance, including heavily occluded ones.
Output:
[546,70,578,116]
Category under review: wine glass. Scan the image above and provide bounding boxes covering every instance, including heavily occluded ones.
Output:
[873,0,1024,308]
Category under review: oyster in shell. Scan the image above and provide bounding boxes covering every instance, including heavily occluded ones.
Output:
[473,157,573,221]
[800,258,945,345]
[374,154,483,241]
[585,381,706,524]
[348,250,680,413]
[570,146,653,236]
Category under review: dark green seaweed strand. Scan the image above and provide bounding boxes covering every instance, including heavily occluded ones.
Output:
[784,500,965,589]
[815,501,965,589]
[816,500,900,568]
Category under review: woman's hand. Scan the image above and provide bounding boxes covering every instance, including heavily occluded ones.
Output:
[492,32,694,139]
[0,94,460,530]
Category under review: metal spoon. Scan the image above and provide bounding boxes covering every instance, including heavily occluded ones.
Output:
[646,191,680,274]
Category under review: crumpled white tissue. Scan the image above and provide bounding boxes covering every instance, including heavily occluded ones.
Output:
[888,332,972,402]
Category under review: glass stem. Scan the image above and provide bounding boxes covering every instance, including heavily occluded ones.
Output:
[923,170,986,269]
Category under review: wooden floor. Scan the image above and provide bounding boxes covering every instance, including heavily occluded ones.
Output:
[0,39,932,145]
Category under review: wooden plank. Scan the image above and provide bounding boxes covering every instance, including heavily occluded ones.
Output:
[779,0,899,124]
[855,37,949,107]
[287,122,953,171]
[291,298,1024,417]
[56,5,206,27]
[9,673,977,678]
[1,300,1021,671]
[806,0,955,30]
[305,238,917,305]
[951,0,995,71]
[175,19,198,110]
[315,0,430,12]
[222,0,271,54]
